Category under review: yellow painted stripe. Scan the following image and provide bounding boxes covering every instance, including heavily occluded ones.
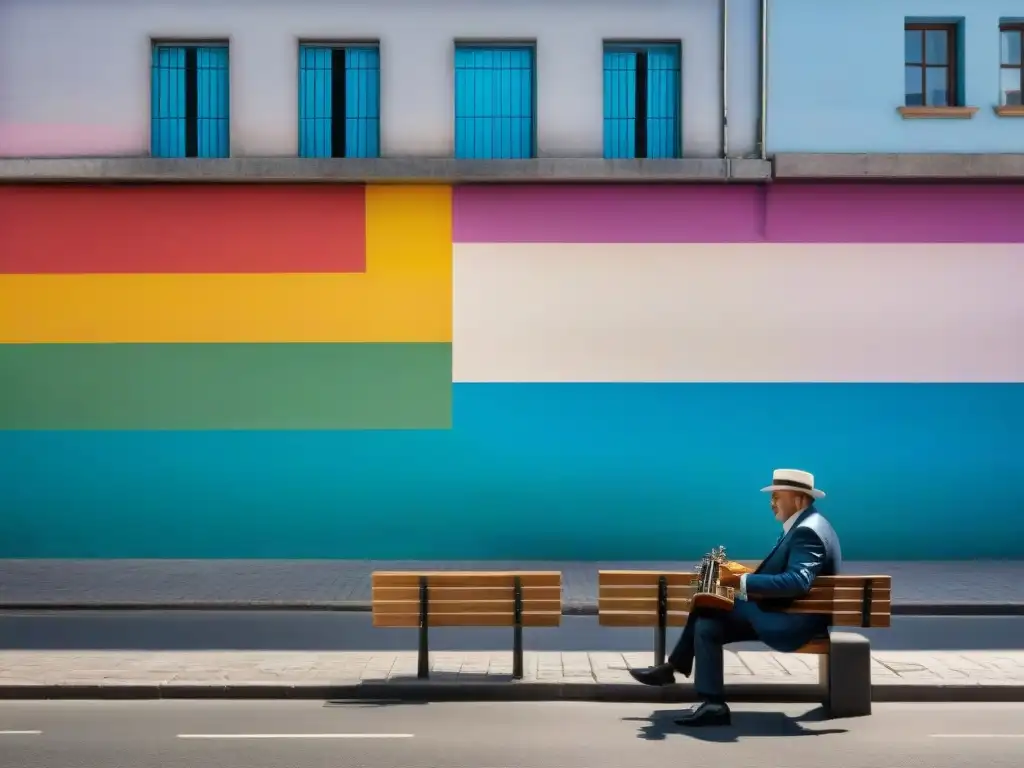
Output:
[0,185,453,344]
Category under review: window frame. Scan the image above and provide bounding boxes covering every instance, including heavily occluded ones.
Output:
[904,23,958,107]
[999,23,1024,107]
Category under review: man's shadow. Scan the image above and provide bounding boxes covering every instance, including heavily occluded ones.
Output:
[624,705,849,743]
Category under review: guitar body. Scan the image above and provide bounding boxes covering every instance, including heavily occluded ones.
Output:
[690,546,737,612]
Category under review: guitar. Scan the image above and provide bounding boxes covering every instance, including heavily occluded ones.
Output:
[690,546,753,611]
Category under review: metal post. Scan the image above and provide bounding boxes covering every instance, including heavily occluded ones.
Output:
[654,575,668,666]
[720,0,729,158]
[512,576,524,679]
[759,0,769,160]
[418,576,430,679]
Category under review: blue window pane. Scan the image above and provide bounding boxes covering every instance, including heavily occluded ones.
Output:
[925,65,948,106]
[298,46,333,158]
[151,46,186,158]
[904,65,923,106]
[151,44,229,158]
[646,47,680,159]
[602,43,680,159]
[1001,67,1022,106]
[454,45,533,159]
[1002,30,1022,66]
[345,47,380,159]
[299,45,380,158]
[924,29,948,66]
[196,46,229,158]
[905,30,923,64]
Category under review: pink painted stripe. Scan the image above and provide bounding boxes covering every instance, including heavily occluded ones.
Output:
[453,184,1024,243]
[452,185,764,243]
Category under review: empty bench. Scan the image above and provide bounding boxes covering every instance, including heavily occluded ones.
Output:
[372,571,562,679]
[597,570,892,717]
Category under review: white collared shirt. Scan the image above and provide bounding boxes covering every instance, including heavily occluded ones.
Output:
[737,506,807,600]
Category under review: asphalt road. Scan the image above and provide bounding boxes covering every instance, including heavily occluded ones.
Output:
[1,610,1022,652]
[0,700,1022,768]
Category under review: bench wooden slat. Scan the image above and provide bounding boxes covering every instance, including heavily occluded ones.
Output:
[597,571,697,587]
[372,571,561,589]
[373,612,561,628]
[597,585,697,599]
[373,599,562,615]
[597,597,694,613]
[372,585,562,602]
[796,639,830,654]
[598,612,690,628]
[598,585,889,601]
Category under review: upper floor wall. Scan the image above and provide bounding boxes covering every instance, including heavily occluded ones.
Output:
[767,0,1024,154]
[0,0,761,160]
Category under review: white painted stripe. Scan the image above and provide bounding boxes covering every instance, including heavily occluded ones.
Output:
[931,734,1024,738]
[0,730,41,735]
[453,243,1024,383]
[176,733,414,739]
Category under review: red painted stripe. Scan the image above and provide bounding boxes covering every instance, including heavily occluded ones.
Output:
[0,185,366,273]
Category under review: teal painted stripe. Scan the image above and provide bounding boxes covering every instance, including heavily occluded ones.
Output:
[0,383,1020,560]
[0,343,452,430]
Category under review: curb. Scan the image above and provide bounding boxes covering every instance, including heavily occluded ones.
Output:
[1,681,1021,703]
[2,602,1023,616]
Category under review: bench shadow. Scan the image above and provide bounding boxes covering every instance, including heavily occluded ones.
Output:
[625,705,849,742]
[323,671,514,708]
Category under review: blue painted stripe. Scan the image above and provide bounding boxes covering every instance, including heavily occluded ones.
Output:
[0,384,1020,560]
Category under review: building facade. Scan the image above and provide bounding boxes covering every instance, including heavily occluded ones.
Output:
[0,0,1021,561]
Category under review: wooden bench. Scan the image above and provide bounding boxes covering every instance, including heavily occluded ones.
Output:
[598,570,892,717]
[372,571,562,680]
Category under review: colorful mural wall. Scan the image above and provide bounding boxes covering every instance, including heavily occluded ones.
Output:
[1,183,1022,560]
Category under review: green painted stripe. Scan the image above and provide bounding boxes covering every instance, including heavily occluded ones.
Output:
[0,343,451,430]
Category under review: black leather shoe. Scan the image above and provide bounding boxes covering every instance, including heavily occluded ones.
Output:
[674,701,731,727]
[628,663,676,686]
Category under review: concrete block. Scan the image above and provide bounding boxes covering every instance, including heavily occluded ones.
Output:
[823,631,872,718]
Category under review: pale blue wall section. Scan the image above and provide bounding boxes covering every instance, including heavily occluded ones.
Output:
[768,0,1024,152]
[1,384,1022,561]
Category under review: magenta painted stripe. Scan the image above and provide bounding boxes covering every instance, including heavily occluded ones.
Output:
[452,185,764,243]
[766,184,1024,243]
[453,184,1024,243]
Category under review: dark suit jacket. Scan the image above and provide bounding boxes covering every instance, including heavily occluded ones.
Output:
[740,505,843,652]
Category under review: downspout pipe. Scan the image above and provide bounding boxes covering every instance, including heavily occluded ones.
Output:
[721,0,729,158]
[759,0,768,160]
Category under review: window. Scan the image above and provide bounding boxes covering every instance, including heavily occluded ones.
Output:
[151,43,229,158]
[298,44,380,158]
[603,44,681,159]
[904,24,957,107]
[454,45,534,159]
[1001,25,1023,106]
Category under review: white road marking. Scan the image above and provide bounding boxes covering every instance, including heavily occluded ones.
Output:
[177,733,414,740]
[0,731,41,735]
[931,734,1024,739]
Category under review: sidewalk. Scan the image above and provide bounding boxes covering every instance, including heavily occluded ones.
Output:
[1,649,1022,702]
[1,559,1023,613]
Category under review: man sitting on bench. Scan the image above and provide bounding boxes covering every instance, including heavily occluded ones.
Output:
[629,468,843,727]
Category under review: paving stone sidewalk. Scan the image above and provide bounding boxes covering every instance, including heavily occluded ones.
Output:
[0,650,1022,701]
[2,559,1023,608]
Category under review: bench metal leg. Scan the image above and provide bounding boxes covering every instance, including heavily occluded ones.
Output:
[821,631,872,718]
[417,577,430,680]
[512,577,524,680]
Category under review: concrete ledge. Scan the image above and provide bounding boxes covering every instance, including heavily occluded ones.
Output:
[0,157,772,183]
[1,680,1020,703]
[773,153,1024,179]
[2,601,1021,616]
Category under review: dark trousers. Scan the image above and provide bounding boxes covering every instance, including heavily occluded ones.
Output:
[667,603,759,703]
